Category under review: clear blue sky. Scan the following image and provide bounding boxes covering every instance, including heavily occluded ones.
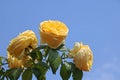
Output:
[0,0,120,80]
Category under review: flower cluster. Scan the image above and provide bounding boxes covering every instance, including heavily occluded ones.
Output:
[7,20,93,72]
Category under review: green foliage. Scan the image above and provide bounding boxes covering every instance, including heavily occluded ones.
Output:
[60,62,72,80]
[0,68,5,79]
[72,65,83,80]
[32,62,48,80]
[0,57,3,65]
[2,68,23,80]
[22,68,32,80]
[60,62,83,80]
[48,49,62,74]
[0,44,83,80]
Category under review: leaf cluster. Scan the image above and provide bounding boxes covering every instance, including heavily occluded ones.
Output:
[0,44,83,80]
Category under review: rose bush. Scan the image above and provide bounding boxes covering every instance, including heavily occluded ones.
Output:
[0,20,93,80]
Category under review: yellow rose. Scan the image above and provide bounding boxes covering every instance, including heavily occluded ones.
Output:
[7,53,31,68]
[69,42,93,71]
[7,30,38,58]
[39,20,69,49]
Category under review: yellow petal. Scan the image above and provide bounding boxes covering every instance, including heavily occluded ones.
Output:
[74,44,93,71]
[7,53,31,68]
[7,30,38,58]
[39,20,69,49]
[7,53,23,68]
[69,42,82,57]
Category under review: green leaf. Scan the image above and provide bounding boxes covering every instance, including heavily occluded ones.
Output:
[43,47,49,58]
[32,62,48,80]
[36,51,43,62]
[72,66,83,80]
[0,68,5,79]
[60,62,72,80]
[5,68,22,80]
[30,49,43,62]
[0,57,3,65]
[55,43,65,50]
[22,68,32,80]
[48,49,62,74]
[3,69,12,79]
[54,43,70,52]
[12,68,23,80]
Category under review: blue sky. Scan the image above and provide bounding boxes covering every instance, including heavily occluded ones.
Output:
[0,0,120,80]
